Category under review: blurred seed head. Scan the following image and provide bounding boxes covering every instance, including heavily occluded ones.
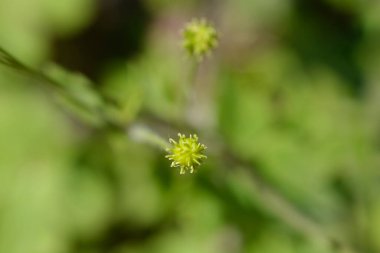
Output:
[182,18,218,61]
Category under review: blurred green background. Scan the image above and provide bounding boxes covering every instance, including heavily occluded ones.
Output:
[1,0,380,253]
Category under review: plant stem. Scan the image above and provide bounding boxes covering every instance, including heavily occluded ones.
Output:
[128,123,169,151]
[185,59,200,121]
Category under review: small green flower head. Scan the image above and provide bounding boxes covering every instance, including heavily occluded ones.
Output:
[165,133,207,174]
[182,18,218,61]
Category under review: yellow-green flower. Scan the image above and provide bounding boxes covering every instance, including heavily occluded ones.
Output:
[182,18,218,61]
[165,133,207,174]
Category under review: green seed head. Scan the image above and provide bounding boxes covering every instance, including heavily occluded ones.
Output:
[165,133,207,174]
[182,18,218,61]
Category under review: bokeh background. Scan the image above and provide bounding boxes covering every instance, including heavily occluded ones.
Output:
[1,0,380,253]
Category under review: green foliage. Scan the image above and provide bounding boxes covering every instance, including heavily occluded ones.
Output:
[1,0,380,253]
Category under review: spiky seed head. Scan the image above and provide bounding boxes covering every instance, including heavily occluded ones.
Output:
[165,133,207,174]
